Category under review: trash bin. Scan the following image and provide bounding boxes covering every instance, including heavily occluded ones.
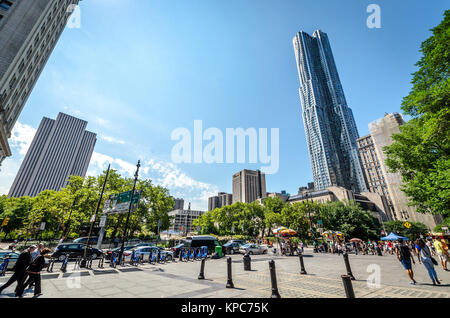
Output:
[215,246,223,258]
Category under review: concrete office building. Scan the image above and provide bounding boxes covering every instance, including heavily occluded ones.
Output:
[168,209,205,235]
[287,186,390,224]
[170,197,184,210]
[361,113,438,229]
[9,112,96,197]
[208,192,232,211]
[357,133,395,220]
[0,0,81,166]
[293,30,367,193]
[232,169,266,204]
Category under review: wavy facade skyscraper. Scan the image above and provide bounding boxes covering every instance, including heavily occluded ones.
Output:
[293,30,367,193]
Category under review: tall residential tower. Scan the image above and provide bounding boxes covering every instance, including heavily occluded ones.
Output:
[0,0,81,166]
[293,30,367,193]
[9,112,96,197]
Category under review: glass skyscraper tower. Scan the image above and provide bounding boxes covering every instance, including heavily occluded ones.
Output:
[293,30,367,193]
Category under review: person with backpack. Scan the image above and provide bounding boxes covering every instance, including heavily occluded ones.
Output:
[395,239,417,285]
[0,245,36,296]
[415,239,441,285]
[16,248,51,297]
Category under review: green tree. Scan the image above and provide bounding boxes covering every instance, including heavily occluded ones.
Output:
[319,201,382,240]
[384,10,450,218]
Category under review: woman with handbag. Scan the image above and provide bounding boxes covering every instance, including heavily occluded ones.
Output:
[16,248,51,297]
[415,239,441,285]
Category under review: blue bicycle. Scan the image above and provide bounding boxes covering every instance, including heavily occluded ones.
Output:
[0,258,9,276]
[149,250,157,265]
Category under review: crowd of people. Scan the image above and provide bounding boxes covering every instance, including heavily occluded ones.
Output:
[0,243,51,298]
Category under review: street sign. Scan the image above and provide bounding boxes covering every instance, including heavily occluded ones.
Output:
[158,220,162,227]
[99,215,107,227]
[231,226,235,233]
[103,190,141,214]
[197,226,201,232]
[404,222,411,229]
[40,222,46,230]
[317,220,323,225]
[1,217,9,227]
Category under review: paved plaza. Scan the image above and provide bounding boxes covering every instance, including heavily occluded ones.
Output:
[1,248,449,298]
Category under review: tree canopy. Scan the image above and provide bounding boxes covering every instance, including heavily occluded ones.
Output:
[0,169,174,241]
[384,10,450,218]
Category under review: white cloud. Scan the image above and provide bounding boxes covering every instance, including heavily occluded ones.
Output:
[87,153,218,210]
[99,134,125,145]
[10,122,36,156]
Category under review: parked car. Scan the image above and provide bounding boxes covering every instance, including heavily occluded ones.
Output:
[0,251,19,270]
[104,243,154,260]
[73,237,99,245]
[184,236,219,254]
[226,239,246,246]
[52,243,103,261]
[222,242,241,255]
[124,246,173,262]
[239,244,268,255]
[172,243,184,257]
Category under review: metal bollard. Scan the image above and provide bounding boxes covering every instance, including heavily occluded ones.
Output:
[343,252,355,280]
[341,275,356,298]
[226,257,234,288]
[243,253,251,271]
[269,260,281,298]
[299,252,307,275]
[198,258,206,280]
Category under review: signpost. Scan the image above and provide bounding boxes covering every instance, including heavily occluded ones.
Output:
[404,222,411,229]
[0,217,9,235]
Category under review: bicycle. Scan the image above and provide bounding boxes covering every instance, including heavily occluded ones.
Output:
[149,250,157,265]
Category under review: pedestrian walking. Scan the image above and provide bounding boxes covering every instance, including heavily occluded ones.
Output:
[300,241,304,254]
[57,237,64,246]
[415,239,441,285]
[0,245,36,296]
[395,239,417,286]
[337,243,343,256]
[28,243,44,289]
[16,248,51,298]
[433,238,449,271]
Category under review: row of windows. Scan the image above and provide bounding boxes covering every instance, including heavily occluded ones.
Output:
[1,1,73,129]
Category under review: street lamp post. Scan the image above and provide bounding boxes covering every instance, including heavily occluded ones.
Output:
[82,164,110,266]
[118,160,141,263]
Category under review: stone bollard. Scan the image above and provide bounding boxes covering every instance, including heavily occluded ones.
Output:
[269,260,281,298]
[343,252,355,280]
[243,253,251,271]
[198,258,206,280]
[341,275,356,298]
[298,252,307,275]
[226,257,234,288]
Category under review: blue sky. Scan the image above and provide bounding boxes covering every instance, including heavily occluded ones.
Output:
[1,0,448,210]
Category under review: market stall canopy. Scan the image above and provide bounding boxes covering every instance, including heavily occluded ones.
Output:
[322,230,343,236]
[381,232,409,241]
[349,238,362,242]
[280,229,297,237]
[272,227,288,235]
